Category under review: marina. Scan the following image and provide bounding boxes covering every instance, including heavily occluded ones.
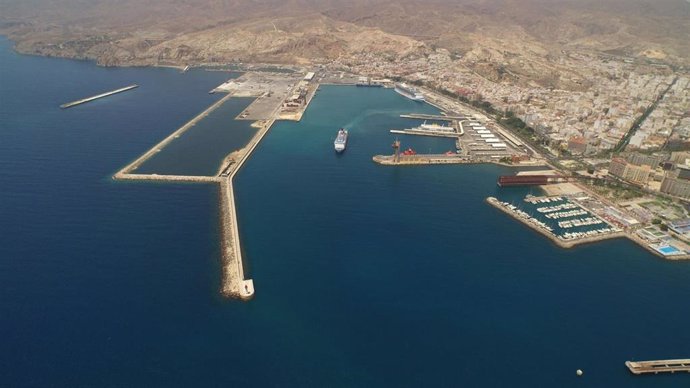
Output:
[486,196,625,248]
[60,84,139,109]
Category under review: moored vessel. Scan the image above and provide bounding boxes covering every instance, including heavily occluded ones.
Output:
[394,83,425,101]
[420,121,454,133]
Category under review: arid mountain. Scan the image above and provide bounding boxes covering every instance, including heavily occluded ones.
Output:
[1,0,688,70]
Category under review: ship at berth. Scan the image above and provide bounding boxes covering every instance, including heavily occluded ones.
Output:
[420,121,454,133]
[334,128,348,152]
[394,83,425,101]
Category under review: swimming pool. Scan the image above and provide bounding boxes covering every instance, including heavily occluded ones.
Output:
[656,245,681,255]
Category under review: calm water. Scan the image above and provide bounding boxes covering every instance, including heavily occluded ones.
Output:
[1,37,690,387]
[135,95,257,176]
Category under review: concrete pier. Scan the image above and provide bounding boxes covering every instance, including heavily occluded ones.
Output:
[389,129,459,138]
[60,84,138,109]
[373,154,475,165]
[626,359,690,375]
[400,113,468,121]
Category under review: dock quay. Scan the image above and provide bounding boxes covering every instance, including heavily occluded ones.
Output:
[60,84,138,109]
[626,359,690,375]
[373,154,473,165]
[389,129,459,138]
[400,113,469,121]
[498,174,570,187]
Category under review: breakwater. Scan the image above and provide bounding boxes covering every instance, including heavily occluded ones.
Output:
[60,84,138,109]
[113,95,275,300]
[218,118,274,299]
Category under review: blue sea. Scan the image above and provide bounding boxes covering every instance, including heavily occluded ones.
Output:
[1,36,689,387]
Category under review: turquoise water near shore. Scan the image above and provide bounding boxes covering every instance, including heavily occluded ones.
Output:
[1,36,690,387]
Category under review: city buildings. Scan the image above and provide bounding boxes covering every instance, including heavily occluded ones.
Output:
[608,157,652,185]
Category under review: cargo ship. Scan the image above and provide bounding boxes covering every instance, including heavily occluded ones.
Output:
[394,83,425,101]
[334,128,348,152]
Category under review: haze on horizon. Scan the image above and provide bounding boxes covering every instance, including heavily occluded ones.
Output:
[0,0,688,71]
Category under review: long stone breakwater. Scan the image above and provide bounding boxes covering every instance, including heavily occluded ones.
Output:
[113,95,275,300]
[61,84,139,109]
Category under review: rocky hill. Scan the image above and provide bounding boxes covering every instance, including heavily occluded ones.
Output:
[1,0,688,72]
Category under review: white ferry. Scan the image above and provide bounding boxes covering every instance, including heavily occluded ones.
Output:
[334,128,348,153]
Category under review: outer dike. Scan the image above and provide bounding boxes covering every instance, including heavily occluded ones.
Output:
[113,94,276,300]
[217,118,274,299]
[60,84,139,109]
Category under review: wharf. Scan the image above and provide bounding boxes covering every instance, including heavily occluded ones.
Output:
[60,84,138,109]
[278,83,318,121]
[373,154,473,165]
[400,113,468,121]
[626,359,690,375]
[390,129,459,138]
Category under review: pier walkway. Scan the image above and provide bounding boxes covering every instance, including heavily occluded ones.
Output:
[626,359,690,375]
[60,84,138,109]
